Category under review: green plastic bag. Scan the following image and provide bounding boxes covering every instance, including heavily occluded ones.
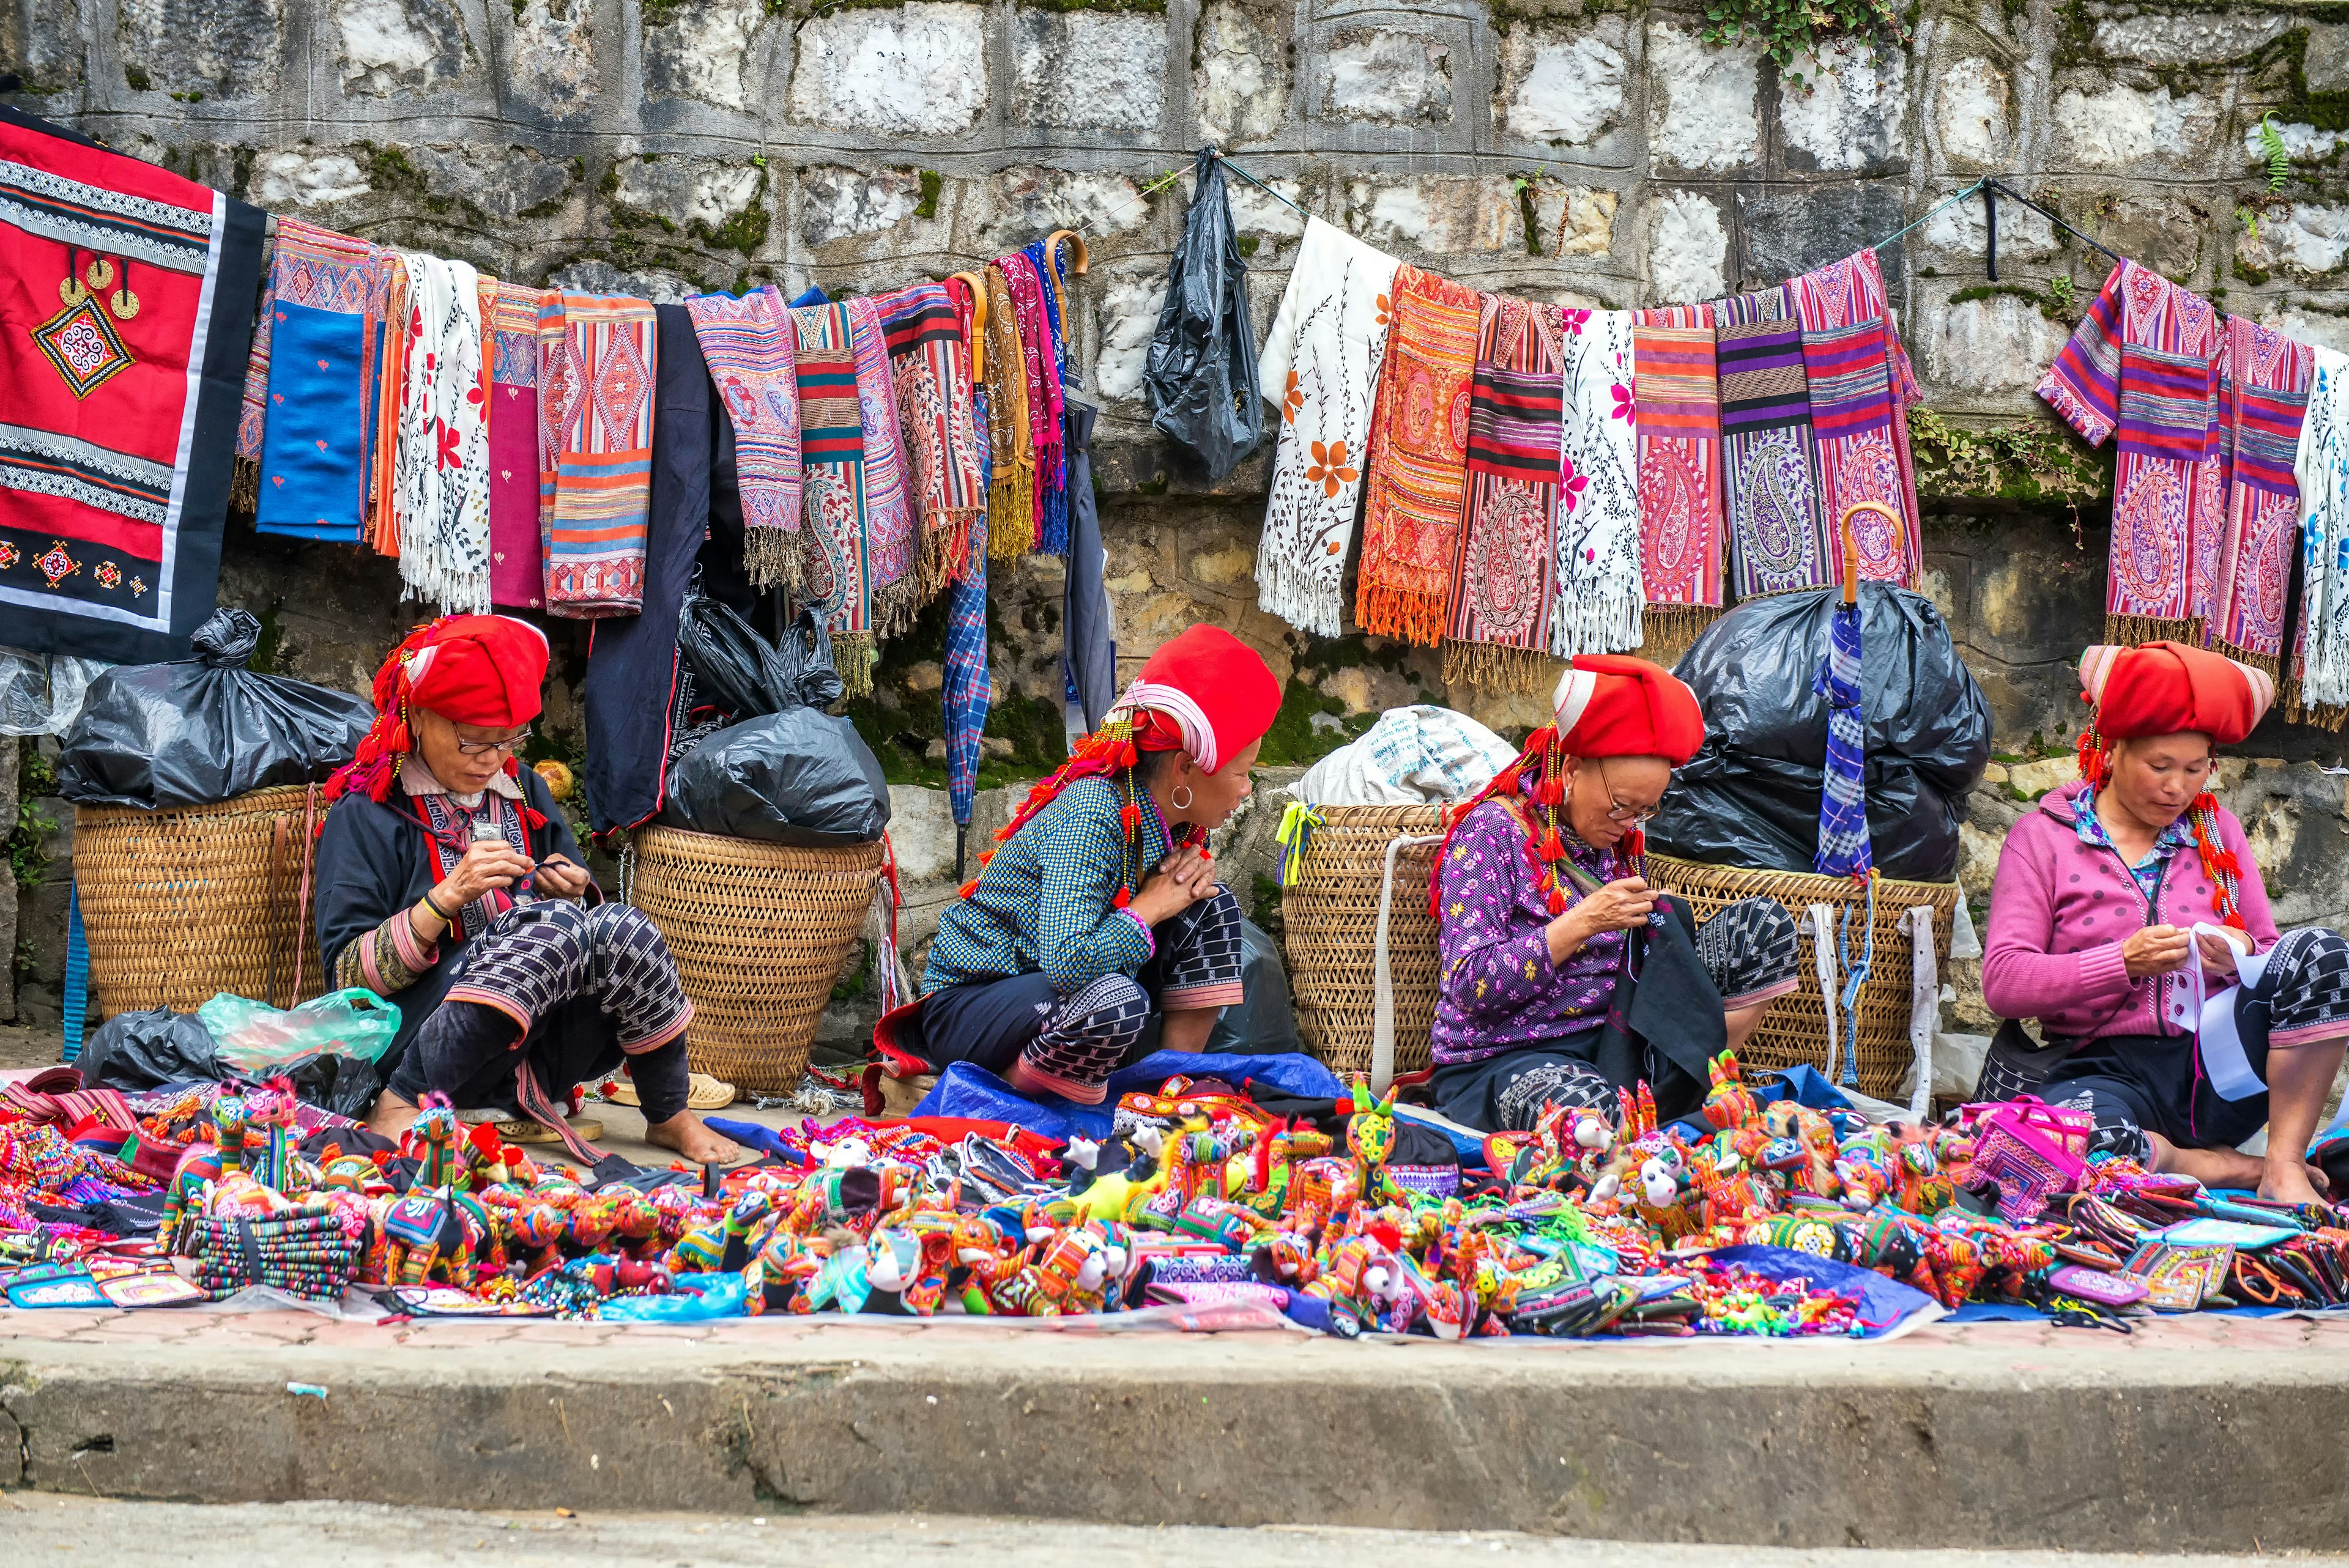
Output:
[198,988,401,1074]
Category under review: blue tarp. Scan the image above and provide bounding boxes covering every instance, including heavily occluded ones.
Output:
[1705,1244,1942,1337]
[910,1051,1345,1141]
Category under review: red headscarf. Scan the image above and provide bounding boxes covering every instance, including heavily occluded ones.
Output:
[324,615,551,810]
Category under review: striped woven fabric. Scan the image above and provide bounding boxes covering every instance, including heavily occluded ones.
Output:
[2214,315,2313,670]
[488,281,551,608]
[998,250,1066,555]
[942,275,993,828]
[1717,285,1828,598]
[540,294,656,618]
[1631,304,1723,634]
[848,295,921,637]
[981,264,1034,561]
[1359,264,1480,646]
[1791,250,1919,587]
[1444,295,1564,690]
[254,219,379,543]
[366,253,410,556]
[236,224,277,461]
[794,301,875,690]
[685,284,803,591]
[876,281,987,590]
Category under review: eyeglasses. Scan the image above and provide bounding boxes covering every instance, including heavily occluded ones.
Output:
[453,728,532,756]
[1595,764,1660,825]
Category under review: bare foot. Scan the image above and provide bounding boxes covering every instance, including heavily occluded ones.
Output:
[645,1109,742,1166]
[2258,1159,2329,1207]
[368,1088,420,1141]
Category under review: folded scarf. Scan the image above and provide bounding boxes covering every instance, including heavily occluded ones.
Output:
[488,281,550,609]
[982,263,1034,562]
[2293,345,2349,727]
[1254,216,1401,638]
[1019,240,1076,555]
[794,301,874,695]
[848,294,921,638]
[685,283,803,593]
[1359,264,1479,646]
[877,281,987,594]
[2212,315,2312,675]
[998,250,1066,557]
[1790,250,1920,587]
[1631,303,1723,648]
[540,294,656,618]
[1717,284,1829,598]
[1553,307,1642,655]
[367,253,411,556]
[236,223,277,465]
[1444,295,1565,691]
[390,253,491,613]
[254,218,379,544]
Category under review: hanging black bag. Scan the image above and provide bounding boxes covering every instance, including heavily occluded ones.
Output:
[1142,147,1262,480]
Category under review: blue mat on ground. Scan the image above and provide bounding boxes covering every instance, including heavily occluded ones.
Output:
[911,1051,1344,1141]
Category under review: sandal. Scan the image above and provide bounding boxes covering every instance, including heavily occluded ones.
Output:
[494,1116,604,1145]
[604,1073,737,1111]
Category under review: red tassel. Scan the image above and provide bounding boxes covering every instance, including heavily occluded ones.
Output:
[1113,886,1132,909]
[1546,887,1567,915]
[1540,828,1564,860]
[1121,802,1141,834]
[521,806,547,830]
[957,879,979,900]
[1538,775,1564,807]
[978,849,995,867]
[1120,742,1138,768]
[1621,827,1645,860]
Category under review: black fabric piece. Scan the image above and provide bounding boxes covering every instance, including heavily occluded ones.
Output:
[1589,895,1726,1122]
[385,989,684,1125]
[1061,400,1117,731]
[582,303,713,836]
[2041,1030,2269,1154]
[697,413,759,617]
[659,706,889,845]
[1650,582,1991,881]
[56,608,374,808]
[1142,148,1261,481]
[1972,1018,2070,1103]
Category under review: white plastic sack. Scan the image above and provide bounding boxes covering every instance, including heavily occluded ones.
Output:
[0,646,108,736]
[1296,704,1518,807]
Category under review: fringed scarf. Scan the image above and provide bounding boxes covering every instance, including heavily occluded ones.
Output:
[1790,250,1921,587]
[1359,264,1479,646]
[1717,284,1829,599]
[2292,345,2349,728]
[943,275,993,830]
[487,281,550,609]
[1553,307,1643,656]
[538,294,656,618]
[877,281,987,596]
[848,295,921,639]
[2212,314,2313,677]
[367,253,412,557]
[982,263,1035,563]
[998,250,1066,556]
[1023,239,1080,554]
[254,218,379,544]
[1255,216,1400,638]
[391,253,492,615]
[685,284,803,593]
[1631,303,1724,653]
[1443,295,1565,692]
[793,301,875,697]
[234,220,278,508]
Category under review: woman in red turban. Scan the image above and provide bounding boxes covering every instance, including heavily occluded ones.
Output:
[1983,642,2347,1204]
[1426,655,1802,1133]
[314,615,738,1166]
[875,625,1283,1104]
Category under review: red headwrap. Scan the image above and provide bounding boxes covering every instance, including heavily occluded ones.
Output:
[323,615,551,810]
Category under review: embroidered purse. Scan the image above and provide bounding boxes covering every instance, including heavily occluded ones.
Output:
[1959,1095,2092,1222]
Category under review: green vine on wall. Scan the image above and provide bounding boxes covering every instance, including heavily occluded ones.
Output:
[1702,0,1909,87]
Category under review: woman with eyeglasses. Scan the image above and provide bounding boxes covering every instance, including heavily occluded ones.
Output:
[1427,654,1802,1134]
[312,615,738,1165]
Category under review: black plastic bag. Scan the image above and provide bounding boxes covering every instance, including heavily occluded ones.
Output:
[75,1004,382,1120]
[1142,147,1261,481]
[1647,582,1991,882]
[659,708,891,845]
[674,583,841,731]
[55,608,374,809]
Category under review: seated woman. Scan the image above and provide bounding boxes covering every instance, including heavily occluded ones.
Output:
[1430,655,1802,1133]
[314,615,737,1165]
[877,626,1281,1105]
[1983,641,2347,1204]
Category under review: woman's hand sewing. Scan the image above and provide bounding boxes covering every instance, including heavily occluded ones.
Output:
[1130,843,1217,926]
[2196,926,2249,984]
[1547,876,1652,964]
[532,852,592,900]
[2122,923,2191,980]
[435,836,534,911]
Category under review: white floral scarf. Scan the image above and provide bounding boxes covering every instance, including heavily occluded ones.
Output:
[1553,308,1644,654]
[393,253,492,614]
[2295,344,2349,715]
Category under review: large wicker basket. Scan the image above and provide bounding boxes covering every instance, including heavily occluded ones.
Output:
[1280,804,1449,1082]
[75,785,328,1019]
[1643,852,1960,1103]
[627,826,886,1093]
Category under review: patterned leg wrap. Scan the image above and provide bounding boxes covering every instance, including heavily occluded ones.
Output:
[1696,895,1803,1009]
[445,901,694,1055]
[1159,885,1247,1011]
[1009,974,1151,1106]
[2262,927,2349,1044]
[1494,1058,1619,1134]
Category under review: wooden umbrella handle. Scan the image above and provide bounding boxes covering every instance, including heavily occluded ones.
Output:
[1045,229,1089,276]
[1836,501,1902,605]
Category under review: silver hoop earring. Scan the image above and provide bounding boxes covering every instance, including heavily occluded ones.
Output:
[1171,783,1194,811]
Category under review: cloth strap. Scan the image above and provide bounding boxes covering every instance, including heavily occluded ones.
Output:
[1806,903,1841,1087]
[1371,832,1447,1095]
[1901,903,1938,1123]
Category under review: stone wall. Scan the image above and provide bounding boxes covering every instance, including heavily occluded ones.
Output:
[13,0,2349,1039]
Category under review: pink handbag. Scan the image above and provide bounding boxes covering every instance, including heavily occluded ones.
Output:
[1959,1096,2093,1222]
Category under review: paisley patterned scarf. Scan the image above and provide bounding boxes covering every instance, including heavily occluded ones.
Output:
[1716,284,1829,599]
[685,284,803,592]
[876,281,987,593]
[1631,303,1723,650]
[793,301,874,696]
[848,295,921,638]
[1359,264,1479,646]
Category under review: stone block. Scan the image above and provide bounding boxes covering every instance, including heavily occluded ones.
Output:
[1497,17,1628,147]
[404,143,579,226]
[614,154,764,237]
[1646,188,1726,303]
[2309,23,2349,94]
[335,0,469,96]
[1090,263,1166,405]
[117,0,281,98]
[247,149,373,210]
[505,0,596,119]
[2090,10,2291,65]
[1345,176,1518,256]
[2239,203,2349,281]
[2005,754,2078,799]
[1014,10,1165,133]
[789,3,988,137]
[1195,1,1290,147]
[1319,28,1453,124]
[965,166,1148,259]
[1781,39,1905,173]
[1917,289,2071,396]
[643,0,765,111]
[2221,761,2349,933]
[798,165,929,248]
[2259,304,2349,355]
[2066,193,2211,284]
[1529,184,1616,258]
[1737,182,1903,289]
[2050,80,2220,172]
[1230,177,1307,242]
[1,0,84,96]
[1932,54,2011,169]
[886,783,959,887]
[547,259,698,303]
[1646,18,1759,173]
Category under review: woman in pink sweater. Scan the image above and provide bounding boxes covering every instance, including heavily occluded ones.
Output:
[1983,643,2348,1204]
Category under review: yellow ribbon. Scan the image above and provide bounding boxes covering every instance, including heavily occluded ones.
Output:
[1274,801,1325,887]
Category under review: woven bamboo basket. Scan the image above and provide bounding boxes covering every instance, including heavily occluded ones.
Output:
[627,826,886,1093]
[1643,852,1960,1102]
[75,785,328,1019]
[1280,804,1449,1080]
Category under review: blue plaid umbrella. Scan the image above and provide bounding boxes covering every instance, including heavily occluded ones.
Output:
[1814,569,1872,880]
[943,385,995,870]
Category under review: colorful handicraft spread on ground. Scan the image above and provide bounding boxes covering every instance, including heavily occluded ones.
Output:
[8,1051,2345,1335]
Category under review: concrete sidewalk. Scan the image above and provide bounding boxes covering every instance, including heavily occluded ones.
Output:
[2,1308,2343,1551]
